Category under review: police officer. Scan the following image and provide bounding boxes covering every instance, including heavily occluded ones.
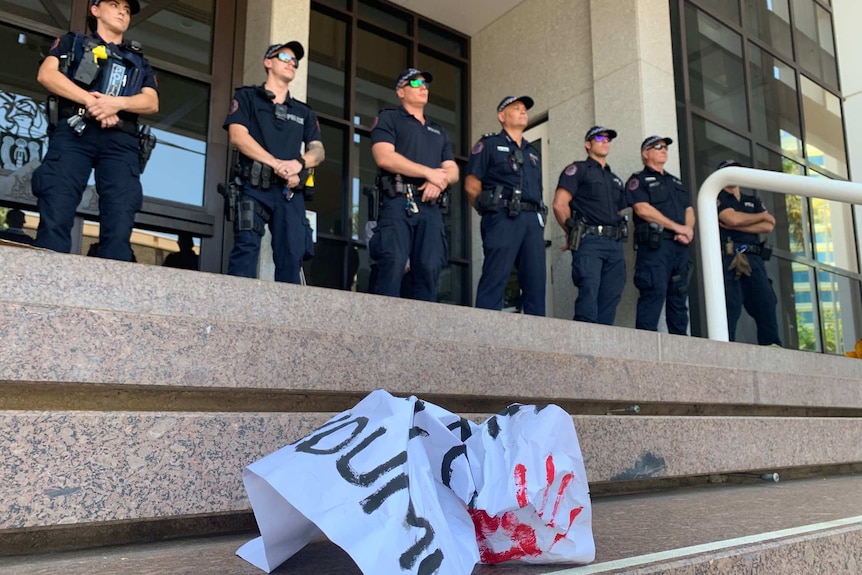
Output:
[553,126,627,324]
[627,136,695,334]
[224,41,325,284]
[370,69,458,301]
[32,0,158,261]
[716,159,781,345]
[465,96,545,315]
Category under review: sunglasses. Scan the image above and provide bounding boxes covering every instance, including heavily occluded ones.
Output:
[403,78,428,89]
[272,52,299,67]
[592,135,612,143]
[650,143,668,150]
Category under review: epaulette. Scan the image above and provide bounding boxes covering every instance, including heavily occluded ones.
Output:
[480,132,497,139]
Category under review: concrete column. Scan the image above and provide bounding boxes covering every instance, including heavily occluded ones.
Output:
[240,0,311,281]
[588,0,680,329]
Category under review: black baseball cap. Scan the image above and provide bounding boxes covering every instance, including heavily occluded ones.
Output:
[92,0,140,15]
[496,95,534,113]
[585,126,618,141]
[395,68,434,89]
[264,41,305,62]
[717,159,743,170]
[641,135,673,151]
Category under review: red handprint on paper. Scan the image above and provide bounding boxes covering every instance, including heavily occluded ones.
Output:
[470,455,583,563]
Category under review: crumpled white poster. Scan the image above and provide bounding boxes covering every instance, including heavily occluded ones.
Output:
[237,389,594,574]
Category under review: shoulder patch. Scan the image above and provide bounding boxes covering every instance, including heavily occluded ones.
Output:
[471,141,485,155]
[50,37,60,52]
[564,164,578,177]
[228,98,239,115]
[628,178,640,191]
[370,116,379,130]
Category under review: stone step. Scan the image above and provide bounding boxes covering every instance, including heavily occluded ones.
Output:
[1,475,860,574]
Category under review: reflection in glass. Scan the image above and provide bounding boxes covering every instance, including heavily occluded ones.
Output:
[355,28,408,126]
[315,0,350,9]
[784,260,818,351]
[743,0,792,58]
[82,220,199,267]
[0,0,72,30]
[308,10,348,119]
[800,76,847,178]
[693,0,740,23]
[417,51,464,156]
[816,271,856,355]
[315,123,346,237]
[685,5,747,130]
[791,0,838,87]
[691,115,750,190]
[807,171,857,272]
[748,44,802,157]
[127,0,215,74]
[141,71,209,206]
[755,147,808,257]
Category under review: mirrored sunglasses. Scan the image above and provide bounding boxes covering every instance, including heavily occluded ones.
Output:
[403,78,428,89]
[651,143,668,150]
[273,52,299,67]
[592,135,612,143]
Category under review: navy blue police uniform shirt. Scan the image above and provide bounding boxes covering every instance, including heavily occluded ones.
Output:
[557,157,625,225]
[626,167,690,227]
[223,86,321,161]
[49,32,158,122]
[370,107,454,185]
[718,190,765,246]
[466,130,542,204]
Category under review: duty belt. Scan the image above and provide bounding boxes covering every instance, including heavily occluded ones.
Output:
[728,242,763,255]
[499,199,542,212]
[584,224,620,237]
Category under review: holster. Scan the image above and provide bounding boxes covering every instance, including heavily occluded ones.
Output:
[138,124,157,174]
[46,95,59,131]
[476,185,503,213]
[363,185,380,221]
[566,218,586,252]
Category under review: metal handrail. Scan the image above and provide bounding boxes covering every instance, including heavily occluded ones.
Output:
[696,166,862,341]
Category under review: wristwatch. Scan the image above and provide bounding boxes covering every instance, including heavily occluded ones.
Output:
[296,156,306,170]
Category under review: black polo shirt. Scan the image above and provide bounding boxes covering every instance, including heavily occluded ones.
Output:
[223,85,321,162]
[465,130,542,204]
[718,190,764,245]
[371,106,454,185]
[626,167,691,226]
[557,157,625,225]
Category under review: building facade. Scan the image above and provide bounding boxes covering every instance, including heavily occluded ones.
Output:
[1,0,859,353]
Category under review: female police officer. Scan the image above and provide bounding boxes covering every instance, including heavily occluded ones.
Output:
[32,0,158,261]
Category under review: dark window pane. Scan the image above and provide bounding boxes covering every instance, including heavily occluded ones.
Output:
[358,1,411,35]
[355,27,408,126]
[693,0,740,24]
[754,147,808,256]
[748,43,802,157]
[128,0,215,74]
[0,0,72,31]
[308,9,348,119]
[315,0,350,10]
[791,0,838,87]
[303,237,347,289]
[142,71,209,206]
[445,174,467,260]
[438,263,468,305]
[419,21,467,58]
[800,75,846,178]
[685,4,747,130]
[774,259,818,350]
[691,115,751,190]
[417,51,465,156]
[315,123,347,237]
[744,0,793,58]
